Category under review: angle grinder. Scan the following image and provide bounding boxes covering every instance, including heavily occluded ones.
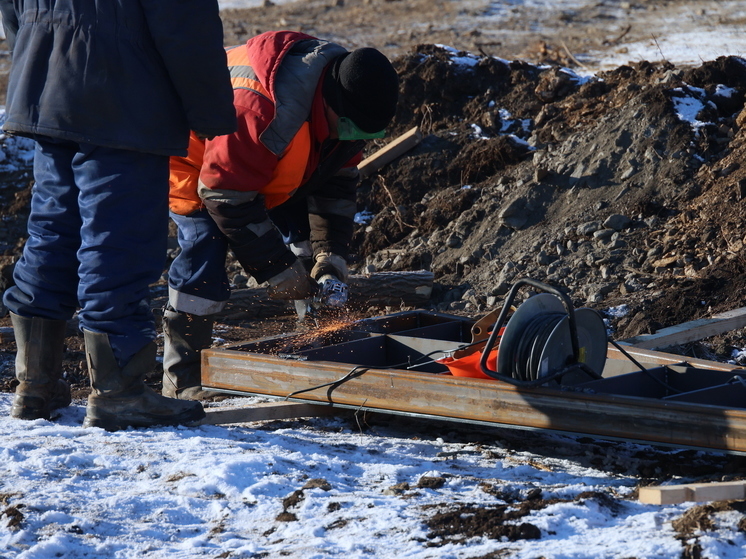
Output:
[294,275,349,323]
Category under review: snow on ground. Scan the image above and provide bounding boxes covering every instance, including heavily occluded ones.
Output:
[2,393,743,559]
[589,8,746,71]
[600,28,746,71]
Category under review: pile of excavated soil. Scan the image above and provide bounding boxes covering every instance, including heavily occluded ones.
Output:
[353,48,746,356]
[3,5,746,394]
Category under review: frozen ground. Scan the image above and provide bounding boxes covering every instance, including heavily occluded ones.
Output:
[215,0,746,73]
[2,393,745,559]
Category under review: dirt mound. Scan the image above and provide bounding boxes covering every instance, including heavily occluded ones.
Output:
[352,47,746,348]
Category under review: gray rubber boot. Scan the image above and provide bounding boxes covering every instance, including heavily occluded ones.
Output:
[10,312,71,420]
[82,330,205,431]
[161,308,220,401]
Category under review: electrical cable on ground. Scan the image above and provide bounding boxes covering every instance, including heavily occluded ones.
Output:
[283,343,479,402]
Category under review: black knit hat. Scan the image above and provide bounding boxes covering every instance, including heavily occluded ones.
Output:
[323,48,399,133]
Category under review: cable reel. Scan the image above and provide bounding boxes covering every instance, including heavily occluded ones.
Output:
[479,278,607,387]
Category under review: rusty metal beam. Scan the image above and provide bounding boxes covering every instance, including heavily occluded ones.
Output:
[201,344,746,454]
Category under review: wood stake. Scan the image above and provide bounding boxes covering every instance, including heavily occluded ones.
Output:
[639,480,746,505]
[358,126,422,178]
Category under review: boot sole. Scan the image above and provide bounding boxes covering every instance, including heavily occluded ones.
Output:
[11,401,51,420]
[82,407,206,431]
[11,393,71,420]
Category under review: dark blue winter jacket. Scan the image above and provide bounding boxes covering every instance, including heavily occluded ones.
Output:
[0,0,236,156]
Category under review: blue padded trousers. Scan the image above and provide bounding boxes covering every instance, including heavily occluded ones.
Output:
[3,137,170,366]
[167,209,230,316]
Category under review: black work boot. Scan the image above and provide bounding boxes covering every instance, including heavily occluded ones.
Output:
[10,312,71,420]
[82,330,205,431]
[161,307,221,401]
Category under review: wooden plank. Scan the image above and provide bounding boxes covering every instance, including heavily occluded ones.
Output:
[689,481,746,502]
[639,480,746,505]
[620,307,746,349]
[200,346,746,453]
[638,484,691,505]
[200,401,336,425]
[358,126,422,178]
[604,344,742,377]
[348,270,433,306]
[223,270,434,312]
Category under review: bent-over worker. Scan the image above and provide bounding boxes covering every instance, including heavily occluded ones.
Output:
[164,30,399,400]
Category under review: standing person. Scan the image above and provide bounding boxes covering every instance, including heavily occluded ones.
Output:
[0,0,237,429]
[163,31,399,400]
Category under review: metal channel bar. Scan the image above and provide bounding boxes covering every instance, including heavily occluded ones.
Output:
[201,345,746,454]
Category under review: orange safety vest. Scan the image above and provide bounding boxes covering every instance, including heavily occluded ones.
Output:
[169,45,313,215]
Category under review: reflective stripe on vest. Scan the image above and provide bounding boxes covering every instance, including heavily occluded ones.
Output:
[226,44,312,209]
[226,45,272,101]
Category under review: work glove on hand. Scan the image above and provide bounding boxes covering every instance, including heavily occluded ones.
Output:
[267,260,318,300]
[311,252,349,283]
[311,253,349,307]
